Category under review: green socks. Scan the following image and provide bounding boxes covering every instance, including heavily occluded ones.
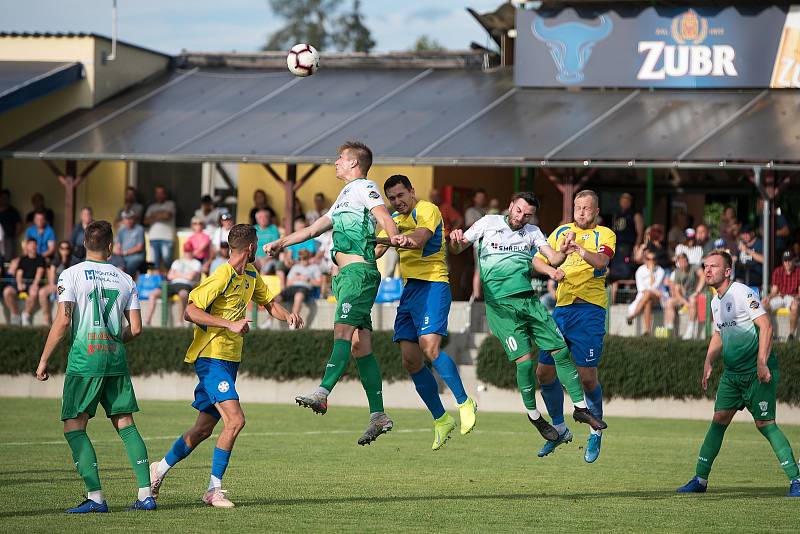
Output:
[320,339,352,392]
[550,347,585,404]
[696,421,727,479]
[758,423,800,481]
[118,424,151,488]
[356,354,384,413]
[65,429,101,492]
[515,359,538,411]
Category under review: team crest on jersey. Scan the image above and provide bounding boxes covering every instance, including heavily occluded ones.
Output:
[518,229,526,237]
[218,381,230,393]
[726,302,732,313]
[749,300,760,309]
[244,279,250,290]
[57,285,65,295]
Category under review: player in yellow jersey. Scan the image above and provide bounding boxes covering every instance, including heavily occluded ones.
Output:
[533,190,616,462]
[148,224,302,508]
[376,175,477,450]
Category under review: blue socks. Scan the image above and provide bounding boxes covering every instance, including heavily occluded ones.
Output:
[540,379,565,426]
[165,436,193,466]
[411,366,446,419]
[586,384,604,421]
[431,351,468,404]
[211,447,231,484]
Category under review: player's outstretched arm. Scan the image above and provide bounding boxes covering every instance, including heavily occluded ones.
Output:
[264,300,304,330]
[753,314,773,383]
[265,215,333,256]
[184,302,251,335]
[532,255,564,281]
[36,301,73,381]
[448,229,471,254]
[702,331,722,391]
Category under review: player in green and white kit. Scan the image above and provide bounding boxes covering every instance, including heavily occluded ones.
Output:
[265,141,408,445]
[449,192,606,442]
[35,221,154,512]
[677,249,800,497]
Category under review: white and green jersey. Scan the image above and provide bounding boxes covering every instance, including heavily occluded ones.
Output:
[58,260,140,377]
[464,215,548,302]
[326,177,384,263]
[711,281,775,374]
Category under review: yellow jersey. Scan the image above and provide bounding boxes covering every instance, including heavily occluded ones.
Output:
[535,223,616,308]
[184,262,273,363]
[378,200,448,283]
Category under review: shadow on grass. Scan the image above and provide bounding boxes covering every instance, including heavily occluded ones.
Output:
[1,486,790,518]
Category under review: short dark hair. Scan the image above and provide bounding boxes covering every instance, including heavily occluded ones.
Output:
[384,174,412,192]
[227,224,256,250]
[510,191,540,209]
[339,141,373,174]
[706,249,733,269]
[84,221,113,252]
[474,188,487,197]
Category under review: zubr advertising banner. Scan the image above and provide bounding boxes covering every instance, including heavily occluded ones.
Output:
[515,5,800,88]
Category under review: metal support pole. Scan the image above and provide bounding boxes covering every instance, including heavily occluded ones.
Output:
[755,167,770,299]
[645,168,654,226]
[160,279,169,328]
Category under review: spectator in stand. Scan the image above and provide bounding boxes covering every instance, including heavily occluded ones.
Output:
[487,198,501,215]
[735,224,764,291]
[675,227,704,268]
[719,206,740,250]
[429,188,463,238]
[762,250,800,340]
[667,211,688,253]
[695,223,715,256]
[210,211,234,252]
[194,194,221,231]
[3,238,46,326]
[249,189,276,225]
[24,210,56,263]
[115,186,144,226]
[24,193,55,227]
[286,217,318,260]
[305,192,328,224]
[114,209,146,276]
[144,185,176,273]
[275,248,322,319]
[609,192,644,303]
[314,229,335,298]
[70,206,93,259]
[145,242,202,326]
[635,224,671,272]
[0,189,23,258]
[465,188,488,302]
[187,217,212,269]
[39,240,80,324]
[756,198,790,256]
[209,241,230,274]
[254,208,280,272]
[665,253,702,340]
[626,251,666,335]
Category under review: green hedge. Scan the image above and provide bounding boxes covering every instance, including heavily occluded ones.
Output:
[476,334,800,406]
[0,327,406,382]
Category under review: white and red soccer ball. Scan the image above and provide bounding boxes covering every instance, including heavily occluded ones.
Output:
[287,44,320,77]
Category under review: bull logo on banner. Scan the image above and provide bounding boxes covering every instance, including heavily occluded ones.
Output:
[531,15,613,84]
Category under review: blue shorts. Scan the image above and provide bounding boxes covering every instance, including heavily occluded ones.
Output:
[191,357,240,419]
[393,279,450,343]
[538,303,606,368]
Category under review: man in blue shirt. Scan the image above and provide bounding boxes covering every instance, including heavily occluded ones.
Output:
[25,210,56,262]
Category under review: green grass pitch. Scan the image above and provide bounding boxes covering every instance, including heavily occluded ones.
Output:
[1,397,798,532]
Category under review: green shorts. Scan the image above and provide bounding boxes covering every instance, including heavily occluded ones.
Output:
[61,374,139,421]
[332,262,380,330]
[485,291,567,361]
[714,368,778,421]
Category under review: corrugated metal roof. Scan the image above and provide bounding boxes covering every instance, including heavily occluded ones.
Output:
[3,67,799,169]
[0,60,83,114]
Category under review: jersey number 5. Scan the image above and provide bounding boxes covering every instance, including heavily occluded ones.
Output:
[88,288,119,326]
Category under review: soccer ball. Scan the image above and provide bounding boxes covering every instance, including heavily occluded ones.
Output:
[287,44,320,77]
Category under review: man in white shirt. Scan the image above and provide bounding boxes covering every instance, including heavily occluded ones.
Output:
[144,186,176,273]
[626,251,666,334]
[145,242,202,326]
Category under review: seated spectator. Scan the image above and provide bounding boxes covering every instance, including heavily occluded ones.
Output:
[487,198,501,215]
[210,211,234,252]
[70,206,93,259]
[626,251,666,335]
[634,224,671,272]
[286,217,318,260]
[114,210,146,276]
[0,189,23,259]
[762,250,800,340]
[249,189,276,224]
[194,194,221,230]
[145,242,202,326]
[254,208,280,272]
[735,224,764,291]
[39,241,80,324]
[695,223,714,256]
[187,217,212,267]
[209,242,230,273]
[3,238,46,326]
[275,249,321,318]
[305,192,328,224]
[24,192,55,227]
[144,185,176,273]
[314,229,335,298]
[115,186,144,226]
[24,210,56,263]
[675,227,703,268]
[665,253,702,340]
[719,206,740,250]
